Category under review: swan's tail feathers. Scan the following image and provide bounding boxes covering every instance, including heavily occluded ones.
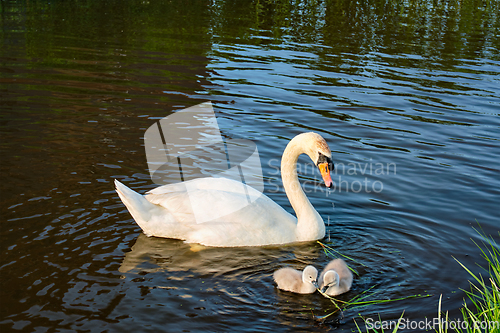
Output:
[115,180,160,233]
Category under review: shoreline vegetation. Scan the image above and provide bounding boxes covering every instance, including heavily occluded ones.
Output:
[437,227,500,333]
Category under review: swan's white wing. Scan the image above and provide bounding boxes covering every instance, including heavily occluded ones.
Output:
[145,177,263,224]
[146,177,261,197]
[144,177,298,246]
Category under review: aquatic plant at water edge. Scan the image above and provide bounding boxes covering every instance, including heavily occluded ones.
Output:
[437,227,500,333]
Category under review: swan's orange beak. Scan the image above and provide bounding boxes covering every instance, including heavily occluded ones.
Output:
[318,162,333,188]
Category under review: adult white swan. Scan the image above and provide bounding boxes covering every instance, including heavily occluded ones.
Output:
[115,132,334,247]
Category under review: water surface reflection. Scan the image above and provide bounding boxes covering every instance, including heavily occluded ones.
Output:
[1,0,499,332]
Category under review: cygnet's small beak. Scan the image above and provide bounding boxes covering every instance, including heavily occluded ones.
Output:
[318,162,333,188]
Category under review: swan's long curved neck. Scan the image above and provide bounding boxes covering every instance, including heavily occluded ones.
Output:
[281,137,324,241]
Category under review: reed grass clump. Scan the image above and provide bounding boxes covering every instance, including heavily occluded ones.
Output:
[437,228,500,333]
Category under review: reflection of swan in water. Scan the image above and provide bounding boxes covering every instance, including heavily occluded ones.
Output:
[119,234,326,326]
[115,132,334,247]
[119,234,324,277]
[119,234,252,275]
[119,234,191,274]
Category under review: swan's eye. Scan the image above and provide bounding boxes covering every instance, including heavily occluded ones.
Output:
[317,154,334,173]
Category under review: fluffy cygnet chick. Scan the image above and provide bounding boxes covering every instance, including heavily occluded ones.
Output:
[318,259,353,296]
[273,265,318,294]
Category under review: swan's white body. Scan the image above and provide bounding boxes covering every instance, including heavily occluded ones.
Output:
[273,265,318,294]
[115,132,332,247]
[318,259,353,296]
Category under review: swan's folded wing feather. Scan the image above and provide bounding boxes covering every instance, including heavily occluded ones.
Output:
[145,191,196,224]
[146,181,189,195]
[141,177,297,246]
[144,177,267,225]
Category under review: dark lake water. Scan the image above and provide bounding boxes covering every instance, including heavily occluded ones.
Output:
[1,0,499,332]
